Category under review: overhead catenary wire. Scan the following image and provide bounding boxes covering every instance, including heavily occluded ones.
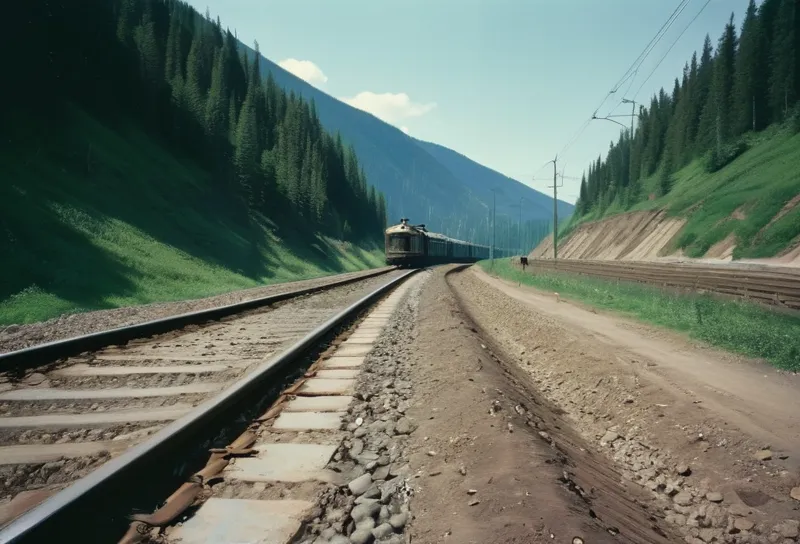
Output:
[609,0,691,95]
[632,0,713,100]
[554,0,694,160]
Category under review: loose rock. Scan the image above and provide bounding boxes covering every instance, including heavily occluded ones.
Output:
[676,464,691,476]
[705,492,723,503]
[774,520,799,539]
[348,474,373,496]
[600,430,619,445]
[389,512,408,530]
[790,486,800,501]
[673,491,693,506]
[371,523,393,539]
[754,449,773,461]
[351,502,380,523]
[349,527,374,544]
[733,518,754,532]
[395,417,413,435]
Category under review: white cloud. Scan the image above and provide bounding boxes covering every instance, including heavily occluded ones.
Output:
[400,126,410,135]
[340,91,436,126]
[277,58,328,86]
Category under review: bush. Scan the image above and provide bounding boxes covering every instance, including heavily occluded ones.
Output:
[706,139,749,173]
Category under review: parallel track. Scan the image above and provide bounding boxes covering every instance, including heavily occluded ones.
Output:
[0,268,412,543]
[525,259,800,311]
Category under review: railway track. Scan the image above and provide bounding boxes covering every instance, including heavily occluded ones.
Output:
[0,267,412,542]
[525,258,800,311]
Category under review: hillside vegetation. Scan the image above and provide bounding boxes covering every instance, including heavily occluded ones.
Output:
[565,0,800,261]
[240,44,573,248]
[2,0,387,325]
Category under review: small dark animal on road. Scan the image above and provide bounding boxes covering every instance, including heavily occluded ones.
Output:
[520,256,528,270]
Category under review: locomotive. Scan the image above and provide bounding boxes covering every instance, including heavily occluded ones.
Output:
[384,218,493,267]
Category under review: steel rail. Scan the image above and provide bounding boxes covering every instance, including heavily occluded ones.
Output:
[524,259,800,310]
[0,267,418,543]
[0,266,396,372]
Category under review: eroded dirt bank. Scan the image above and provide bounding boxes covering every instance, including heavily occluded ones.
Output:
[530,210,685,261]
[448,266,800,544]
[530,209,800,267]
[404,266,678,543]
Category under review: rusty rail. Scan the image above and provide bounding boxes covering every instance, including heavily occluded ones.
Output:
[525,259,800,311]
[0,268,418,543]
[0,266,396,372]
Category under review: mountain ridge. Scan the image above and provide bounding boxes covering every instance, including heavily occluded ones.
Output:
[239,42,573,247]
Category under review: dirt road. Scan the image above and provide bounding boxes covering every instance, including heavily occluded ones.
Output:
[444,265,800,543]
[403,268,678,543]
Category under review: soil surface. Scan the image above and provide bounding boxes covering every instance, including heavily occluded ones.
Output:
[0,267,393,354]
[530,209,800,268]
[531,210,685,262]
[403,266,677,543]
[448,265,800,543]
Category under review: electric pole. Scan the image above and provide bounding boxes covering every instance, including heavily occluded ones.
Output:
[490,188,497,266]
[518,197,523,256]
[551,156,559,261]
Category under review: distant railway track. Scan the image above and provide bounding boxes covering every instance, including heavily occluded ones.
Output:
[525,259,800,311]
[0,267,412,542]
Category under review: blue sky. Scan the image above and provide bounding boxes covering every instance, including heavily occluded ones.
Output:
[188,0,750,204]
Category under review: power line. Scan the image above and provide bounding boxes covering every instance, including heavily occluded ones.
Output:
[633,0,712,100]
[610,0,691,94]
[555,0,692,159]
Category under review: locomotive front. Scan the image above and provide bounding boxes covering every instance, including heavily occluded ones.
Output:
[384,218,425,267]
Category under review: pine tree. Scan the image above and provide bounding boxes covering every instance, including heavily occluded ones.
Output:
[577,174,588,216]
[234,87,259,203]
[184,32,208,125]
[205,49,228,142]
[733,0,765,133]
[694,35,716,153]
[709,14,738,149]
[164,7,181,81]
[768,0,798,120]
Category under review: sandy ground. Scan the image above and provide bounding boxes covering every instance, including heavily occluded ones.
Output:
[403,267,677,543]
[530,210,685,262]
[445,266,800,543]
[530,209,800,268]
[0,267,393,354]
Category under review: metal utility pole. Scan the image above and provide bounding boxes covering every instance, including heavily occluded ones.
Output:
[622,98,638,189]
[549,156,561,261]
[537,158,560,261]
[490,188,497,266]
[518,197,523,256]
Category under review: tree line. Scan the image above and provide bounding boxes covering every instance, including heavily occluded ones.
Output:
[12,0,386,241]
[574,0,799,218]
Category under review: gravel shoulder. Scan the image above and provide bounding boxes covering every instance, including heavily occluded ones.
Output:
[450,265,800,543]
[0,267,392,354]
[403,266,676,543]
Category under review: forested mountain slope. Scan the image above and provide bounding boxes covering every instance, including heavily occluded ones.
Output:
[240,44,573,247]
[566,0,800,262]
[1,0,386,324]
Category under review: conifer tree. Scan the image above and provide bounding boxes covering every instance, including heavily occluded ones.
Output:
[768,0,798,120]
[733,0,765,132]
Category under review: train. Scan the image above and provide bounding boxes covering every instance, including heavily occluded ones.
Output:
[384,218,510,267]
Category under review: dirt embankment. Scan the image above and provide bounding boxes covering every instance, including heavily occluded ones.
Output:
[531,208,800,267]
[530,210,685,261]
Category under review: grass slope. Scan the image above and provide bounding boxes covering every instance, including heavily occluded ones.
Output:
[0,106,383,326]
[566,126,800,259]
[480,260,800,371]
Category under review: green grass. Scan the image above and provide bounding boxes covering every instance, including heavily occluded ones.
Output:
[562,125,800,259]
[0,106,384,326]
[479,259,800,371]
